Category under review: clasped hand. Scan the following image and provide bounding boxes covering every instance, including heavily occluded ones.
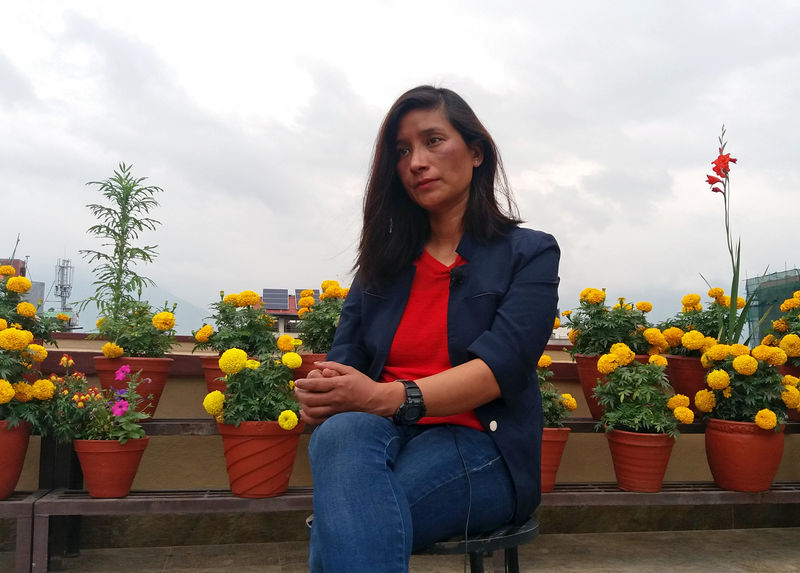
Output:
[294,361,393,425]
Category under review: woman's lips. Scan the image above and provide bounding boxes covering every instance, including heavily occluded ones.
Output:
[415,178,437,190]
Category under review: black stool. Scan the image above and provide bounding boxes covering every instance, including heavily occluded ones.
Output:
[305,514,539,573]
[417,517,539,573]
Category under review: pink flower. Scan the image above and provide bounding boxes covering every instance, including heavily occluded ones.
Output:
[111,399,129,416]
[114,364,131,381]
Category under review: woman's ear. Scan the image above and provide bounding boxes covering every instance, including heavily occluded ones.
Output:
[470,145,484,167]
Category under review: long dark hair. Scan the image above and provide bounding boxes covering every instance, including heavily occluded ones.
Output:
[355,85,521,288]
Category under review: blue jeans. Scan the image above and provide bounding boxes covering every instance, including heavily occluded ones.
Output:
[307,412,515,572]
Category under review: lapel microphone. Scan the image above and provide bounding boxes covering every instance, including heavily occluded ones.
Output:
[449,266,465,287]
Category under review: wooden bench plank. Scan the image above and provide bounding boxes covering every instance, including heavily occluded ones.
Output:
[0,490,48,573]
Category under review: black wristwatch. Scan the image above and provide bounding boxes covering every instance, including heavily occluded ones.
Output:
[392,379,426,425]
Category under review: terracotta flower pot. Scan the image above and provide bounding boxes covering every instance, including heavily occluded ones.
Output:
[705,418,784,492]
[0,421,31,500]
[664,355,707,416]
[93,356,173,416]
[200,355,226,394]
[293,353,327,381]
[218,420,305,498]
[575,354,649,420]
[606,429,674,492]
[541,427,570,493]
[73,437,150,498]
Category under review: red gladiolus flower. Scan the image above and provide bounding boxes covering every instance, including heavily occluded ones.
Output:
[711,187,723,194]
[706,175,723,185]
[711,153,737,177]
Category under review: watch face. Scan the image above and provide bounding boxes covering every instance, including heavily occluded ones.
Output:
[405,406,425,421]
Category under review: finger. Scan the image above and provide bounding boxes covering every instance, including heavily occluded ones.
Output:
[306,369,324,378]
[313,361,354,375]
[294,377,337,392]
[299,409,328,426]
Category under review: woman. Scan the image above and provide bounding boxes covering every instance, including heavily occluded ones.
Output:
[294,85,560,572]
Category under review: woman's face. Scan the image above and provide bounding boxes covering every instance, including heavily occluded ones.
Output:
[395,107,483,218]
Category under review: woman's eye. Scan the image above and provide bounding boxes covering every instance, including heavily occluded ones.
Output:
[397,147,410,157]
[428,136,443,145]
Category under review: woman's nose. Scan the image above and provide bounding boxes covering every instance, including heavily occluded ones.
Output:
[409,147,428,171]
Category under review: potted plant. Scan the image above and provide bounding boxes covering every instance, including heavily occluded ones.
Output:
[296,280,349,377]
[537,353,578,492]
[202,344,305,498]
[693,343,793,491]
[561,289,651,418]
[192,290,279,393]
[762,291,800,373]
[593,344,693,492]
[0,264,67,347]
[78,163,177,414]
[44,357,151,498]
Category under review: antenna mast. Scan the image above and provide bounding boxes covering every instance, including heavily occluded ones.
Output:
[54,258,74,312]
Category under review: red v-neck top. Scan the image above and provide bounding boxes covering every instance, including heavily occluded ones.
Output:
[379,249,483,430]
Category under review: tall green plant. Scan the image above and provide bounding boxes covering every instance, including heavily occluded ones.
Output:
[78,163,162,319]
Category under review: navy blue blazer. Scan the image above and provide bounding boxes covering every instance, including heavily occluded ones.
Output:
[326,227,560,523]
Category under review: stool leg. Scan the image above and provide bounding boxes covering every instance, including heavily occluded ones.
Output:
[506,547,520,573]
[468,551,485,573]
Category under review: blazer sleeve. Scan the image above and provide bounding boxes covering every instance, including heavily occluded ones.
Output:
[325,275,371,372]
[466,231,560,401]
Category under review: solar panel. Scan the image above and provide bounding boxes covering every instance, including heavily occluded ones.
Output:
[262,288,289,310]
[294,289,320,303]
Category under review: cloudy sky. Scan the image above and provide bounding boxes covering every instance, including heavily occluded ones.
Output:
[2,1,798,333]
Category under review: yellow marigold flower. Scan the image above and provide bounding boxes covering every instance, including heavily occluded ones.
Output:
[719,295,732,308]
[96,317,105,329]
[773,318,789,333]
[700,352,715,368]
[780,297,800,312]
[538,354,553,369]
[16,301,37,318]
[694,389,716,413]
[722,387,732,398]
[32,379,55,400]
[779,334,800,358]
[730,344,751,357]
[0,264,16,276]
[152,311,175,331]
[681,293,701,307]
[223,293,240,306]
[553,316,560,329]
[706,344,731,362]
[101,342,124,359]
[203,390,226,416]
[194,324,213,343]
[597,353,621,375]
[219,348,248,374]
[732,355,758,376]
[561,393,578,411]
[754,408,777,430]
[706,369,730,390]
[0,328,34,351]
[635,301,653,313]
[237,290,261,307]
[214,414,225,424]
[277,334,295,352]
[736,297,745,309]
[298,307,311,317]
[320,280,339,291]
[782,374,800,387]
[662,327,684,348]
[0,318,6,330]
[13,382,34,403]
[26,344,48,363]
[580,288,606,305]
[245,359,260,370]
[609,343,635,365]
[700,337,718,353]
[681,330,705,351]
[293,338,302,347]
[673,406,695,424]
[794,290,800,300]
[707,287,724,300]
[643,328,666,347]
[568,329,579,344]
[649,354,667,367]
[282,351,302,370]
[56,313,70,321]
[5,276,32,293]
[781,385,800,409]
[300,289,314,298]
[298,296,316,309]
[561,310,572,317]
[278,409,299,430]
[288,379,295,390]
[667,394,690,410]
[765,347,787,366]
[0,379,15,404]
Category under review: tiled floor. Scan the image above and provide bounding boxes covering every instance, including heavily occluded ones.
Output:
[3,528,800,572]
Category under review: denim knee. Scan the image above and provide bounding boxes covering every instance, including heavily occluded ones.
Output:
[309,412,395,466]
